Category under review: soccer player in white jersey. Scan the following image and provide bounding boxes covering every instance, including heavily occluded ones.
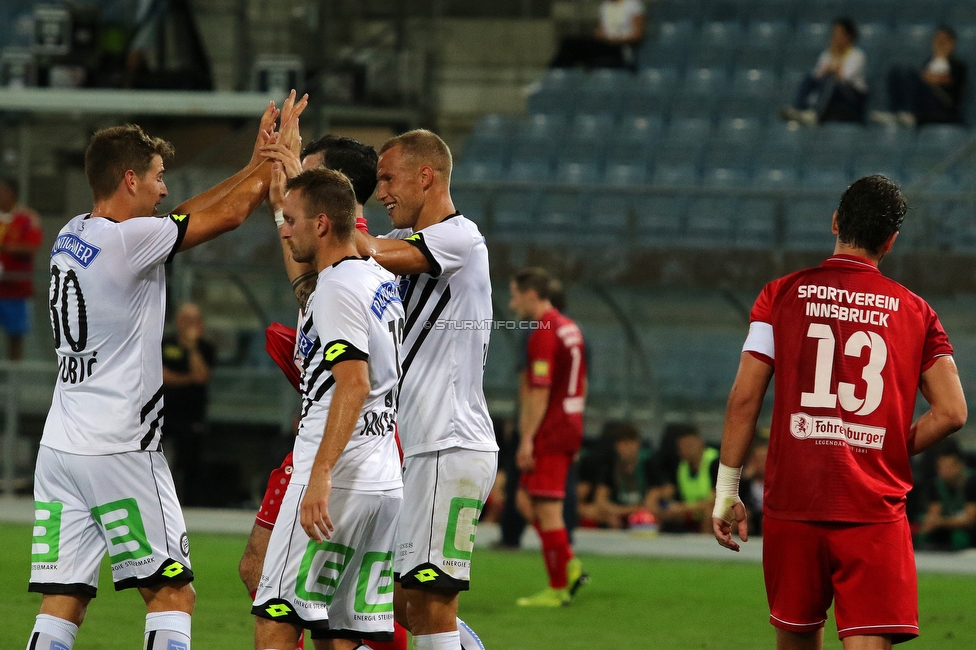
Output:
[25,92,306,650]
[252,166,404,650]
[356,130,497,650]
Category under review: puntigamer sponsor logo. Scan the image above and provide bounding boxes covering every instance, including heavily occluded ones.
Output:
[371,281,402,320]
[790,412,886,450]
[52,233,101,268]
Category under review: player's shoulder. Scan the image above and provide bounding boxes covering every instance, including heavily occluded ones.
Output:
[426,213,483,239]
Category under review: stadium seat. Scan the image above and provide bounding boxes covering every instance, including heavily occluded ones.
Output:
[452,160,505,183]
[470,114,513,142]
[516,113,568,142]
[620,93,671,119]
[852,152,904,185]
[764,122,809,150]
[896,0,949,25]
[655,1,703,23]
[715,116,763,147]
[702,0,743,21]
[462,138,509,165]
[685,198,736,246]
[635,195,686,244]
[556,160,602,185]
[492,190,540,235]
[604,161,649,186]
[795,1,846,25]
[526,89,574,116]
[855,23,891,57]
[589,193,631,238]
[664,116,714,146]
[785,199,838,250]
[748,0,798,22]
[536,192,587,238]
[452,189,489,224]
[735,199,778,248]
[681,67,731,99]
[669,95,717,119]
[730,68,779,101]
[701,146,751,188]
[745,21,789,50]
[793,21,831,50]
[633,66,681,97]
[892,24,936,63]
[752,166,799,190]
[567,113,616,144]
[508,140,554,182]
[801,168,852,191]
[845,2,893,26]
[613,115,665,146]
[862,125,916,155]
[915,124,969,154]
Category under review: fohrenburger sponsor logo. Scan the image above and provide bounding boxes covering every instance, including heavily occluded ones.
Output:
[790,412,886,450]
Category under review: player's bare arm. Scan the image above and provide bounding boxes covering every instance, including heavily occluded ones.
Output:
[300,358,371,543]
[713,352,773,551]
[517,384,550,473]
[355,231,432,276]
[265,145,317,308]
[908,356,967,455]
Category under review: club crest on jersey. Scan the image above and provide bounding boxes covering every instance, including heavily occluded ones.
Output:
[371,281,403,320]
[790,413,814,439]
[297,328,314,359]
[51,233,101,268]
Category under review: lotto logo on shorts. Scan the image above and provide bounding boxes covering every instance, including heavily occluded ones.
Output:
[266,603,292,618]
[414,568,440,582]
[162,562,185,578]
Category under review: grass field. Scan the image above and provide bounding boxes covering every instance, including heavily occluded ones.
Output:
[3,522,976,649]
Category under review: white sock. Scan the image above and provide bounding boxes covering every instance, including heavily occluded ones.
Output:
[414,631,461,650]
[27,614,78,650]
[144,611,191,650]
[457,617,486,650]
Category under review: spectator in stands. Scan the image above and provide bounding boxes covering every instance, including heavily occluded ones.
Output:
[589,422,652,529]
[738,437,767,536]
[782,17,868,125]
[161,302,216,504]
[872,26,967,128]
[0,177,43,361]
[550,0,645,71]
[646,425,719,533]
[916,440,976,550]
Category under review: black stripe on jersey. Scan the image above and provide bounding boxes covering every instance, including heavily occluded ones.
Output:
[299,375,337,421]
[404,278,438,336]
[140,415,162,451]
[165,213,191,264]
[404,232,442,278]
[28,633,39,650]
[400,274,419,314]
[400,285,451,381]
[321,339,368,371]
[302,340,321,373]
[140,386,165,423]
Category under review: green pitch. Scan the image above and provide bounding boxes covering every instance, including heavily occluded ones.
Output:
[2,522,976,649]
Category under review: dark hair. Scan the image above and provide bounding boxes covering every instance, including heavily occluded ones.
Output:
[285,168,357,241]
[833,17,858,42]
[937,24,957,41]
[85,124,174,201]
[380,129,453,180]
[613,422,641,444]
[513,267,552,300]
[933,439,962,460]
[836,175,906,255]
[0,176,18,198]
[302,135,378,206]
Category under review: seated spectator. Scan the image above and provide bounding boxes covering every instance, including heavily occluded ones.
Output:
[588,423,652,529]
[916,440,976,551]
[782,17,867,125]
[550,0,645,71]
[646,424,719,533]
[738,437,767,536]
[872,26,967,128]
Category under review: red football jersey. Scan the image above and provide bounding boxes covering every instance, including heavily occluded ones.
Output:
[0,208,43,299]
[526,308,587,454]
[745,255,953,523]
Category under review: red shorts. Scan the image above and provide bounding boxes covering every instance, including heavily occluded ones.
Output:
[254,452,294,530]
[763,515,918,643]
[520,453,573,499]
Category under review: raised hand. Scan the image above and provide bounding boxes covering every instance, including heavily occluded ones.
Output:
[250,101,279,167]
[278,90,309,155]
[261,141,303,179]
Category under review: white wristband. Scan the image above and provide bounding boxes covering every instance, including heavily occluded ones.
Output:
[274,208,284,229]
[712,462,743,523]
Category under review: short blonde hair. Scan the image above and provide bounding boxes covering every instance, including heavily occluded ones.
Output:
[380,129,453,180]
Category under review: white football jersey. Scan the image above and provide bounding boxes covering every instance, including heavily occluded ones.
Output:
[292,256,404,491]
[385,214,497,457]
[41,212,190,454]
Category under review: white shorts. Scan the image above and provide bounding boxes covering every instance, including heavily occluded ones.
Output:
[253,484,402,642]
[30,446,192,597]
[394,448,497,592]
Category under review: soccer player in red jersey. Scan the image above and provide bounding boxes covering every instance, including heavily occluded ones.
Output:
[509,267,589,607]
[712,175,967,650]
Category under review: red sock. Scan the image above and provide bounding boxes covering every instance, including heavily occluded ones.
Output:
[363,622,408,650]
[539,527,573,589]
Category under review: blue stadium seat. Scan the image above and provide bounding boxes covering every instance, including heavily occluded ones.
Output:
[582,68,631,94]
[845,2,893,25]
[655,1,703,23]
[685,198,736,246]
[785,199,838,250]
[508,159,552,183]
[652,149,700,187]
[861,126,916,155]
[795,1,845,25]
[607,141,653,165]
[915,124,969,154]
[537,192,587,236]
[720,96,772,121]
[556,160,602,185]
[730,68,779,100]
[801,168,851,191]
[589,193,631,237]
[702,0,743,21]
[664,116,713,147]
[746,21,789,49]
[681,67,731,99]
[896,0,949,25]
[735,199,778,248]
[955,24,976,59]
[779,67,809,102]
[613,115,665,146]
[604,161,649,186]
[892,24,936,63]
[516,113,567,142]
[492,191,540,235]
[452,160,505,183]
[452,189,489,224]
[794,22,831,50]
[633,66,680,96]
[669,96,717,119]
[855,23,891,57]
[656,20,696,49]
[636,195,686,244]
[526,89,574,115]
[852,152,904,185]
[752,166,799,190]
[567,113,616,144]
[620,93,671,119]
[748,0,797,22]
[470,114,513,142]
[715,116,763,146]
[815,123,864,150]
[462,138,509,165]
[764,122,809,150]
[538,68,585,91]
